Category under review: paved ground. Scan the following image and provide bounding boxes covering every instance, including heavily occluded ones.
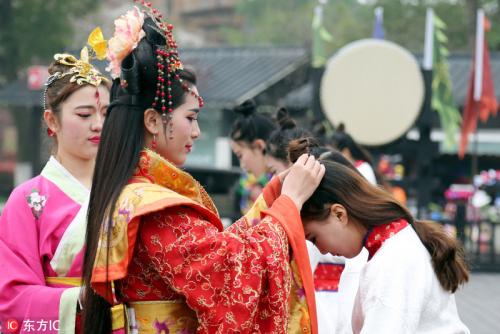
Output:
[456,273,500,334]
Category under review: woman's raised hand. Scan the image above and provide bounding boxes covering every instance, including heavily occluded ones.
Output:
[281,154,325,211]
[277,167,291,184]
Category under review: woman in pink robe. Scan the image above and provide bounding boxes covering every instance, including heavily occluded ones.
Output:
[0,42,109,334]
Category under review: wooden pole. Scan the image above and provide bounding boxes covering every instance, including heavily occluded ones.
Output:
[416,8,435,219]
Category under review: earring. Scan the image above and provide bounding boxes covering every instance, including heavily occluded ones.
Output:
[161,112,174,140]
[47,128,55,137]
[151,134,157,151]
[168,121,174,140]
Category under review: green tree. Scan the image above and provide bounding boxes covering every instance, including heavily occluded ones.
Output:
[220,0,315,46]
[219,0,500,54]
[375,0,499,52]
[220,0,373,57]
[0,0,100,86]
[467,0,500,50]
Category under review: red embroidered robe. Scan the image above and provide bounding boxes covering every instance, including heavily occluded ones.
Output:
[91,150,317,334]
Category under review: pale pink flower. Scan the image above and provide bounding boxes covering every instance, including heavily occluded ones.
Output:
[106,6,146,78]
[26,189,47,219]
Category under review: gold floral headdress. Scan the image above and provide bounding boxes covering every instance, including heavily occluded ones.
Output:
[44,27,109,109]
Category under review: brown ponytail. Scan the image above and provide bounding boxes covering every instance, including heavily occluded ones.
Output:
[412,220,469,292]
[289,138,469,293]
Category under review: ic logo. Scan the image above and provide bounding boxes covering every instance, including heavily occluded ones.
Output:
[5,319,19,333]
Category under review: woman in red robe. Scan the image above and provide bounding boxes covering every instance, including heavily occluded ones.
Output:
[81,5,324,334]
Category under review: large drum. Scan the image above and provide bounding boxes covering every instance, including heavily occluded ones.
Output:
[320,39,424,146]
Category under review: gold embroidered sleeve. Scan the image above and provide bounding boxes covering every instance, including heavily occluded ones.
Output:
[139,206,292,333]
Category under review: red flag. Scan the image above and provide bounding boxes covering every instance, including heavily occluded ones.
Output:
[459,16,498,159]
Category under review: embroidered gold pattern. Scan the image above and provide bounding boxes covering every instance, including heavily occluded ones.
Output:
[93,149,312,332]
[120,205,293,332]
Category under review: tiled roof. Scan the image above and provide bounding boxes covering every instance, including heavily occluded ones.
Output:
[0,79,44,107]
[4,47,500,111]
[425,53,500,106]
[0,47,308,107]
[0,58,108,107]
[285,52,500,109]
[284,53,500,130]
[181,47,308,106]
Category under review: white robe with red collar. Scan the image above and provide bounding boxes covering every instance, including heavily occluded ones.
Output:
[352,226,469,334]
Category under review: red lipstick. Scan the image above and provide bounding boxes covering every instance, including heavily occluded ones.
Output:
[89,136,101,144]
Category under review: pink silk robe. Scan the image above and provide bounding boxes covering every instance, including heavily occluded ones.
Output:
[0,157,88,334]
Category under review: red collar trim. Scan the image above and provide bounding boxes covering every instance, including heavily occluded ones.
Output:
[354,160,365,168]
[364,219,409,260]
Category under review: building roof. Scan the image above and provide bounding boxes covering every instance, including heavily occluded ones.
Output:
[433,53,500,106]
[0,58,108,108]
[0,47,308,108]
[0,79,41,107]
[285,52,500,110]
[4,46,500,112]
[181,47,308,106]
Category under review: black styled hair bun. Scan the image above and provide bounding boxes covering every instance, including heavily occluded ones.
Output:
[233,99,257,117]
[120,53,141,95]
[143,16,167,46]
[276,107,296,131]
[337,122,346,133]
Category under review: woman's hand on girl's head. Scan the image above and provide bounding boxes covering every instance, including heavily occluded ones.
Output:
[277,167,291,184]
[281,154,325,211]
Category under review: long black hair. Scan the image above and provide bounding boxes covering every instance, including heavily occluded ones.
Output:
[81,16,197,333]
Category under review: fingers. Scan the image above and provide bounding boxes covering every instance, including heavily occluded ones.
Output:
[293,154,325,181]
[282,154,325,209]
[278,167,291,183]
[317,163,326,180]
[296,153,309,165]
[296,153,317,167]
[310,161,325,185]
[304,154,317,169]
[312,162,321,178]
[295,154,324,178]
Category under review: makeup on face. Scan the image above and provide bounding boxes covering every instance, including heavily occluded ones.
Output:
[231,140,268,177]
[55,85,109,162]
[156,89,201,166]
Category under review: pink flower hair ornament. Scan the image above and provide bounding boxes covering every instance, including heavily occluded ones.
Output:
[105,0,205,120]
[106,6,146,79]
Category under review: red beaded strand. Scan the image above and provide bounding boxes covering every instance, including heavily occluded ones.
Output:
[134,0,204,114]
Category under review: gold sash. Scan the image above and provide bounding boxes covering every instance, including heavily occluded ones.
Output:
[45,276,82,287]
[126,300,198,334]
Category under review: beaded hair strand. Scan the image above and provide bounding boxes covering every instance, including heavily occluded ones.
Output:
[134,0,204,138]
